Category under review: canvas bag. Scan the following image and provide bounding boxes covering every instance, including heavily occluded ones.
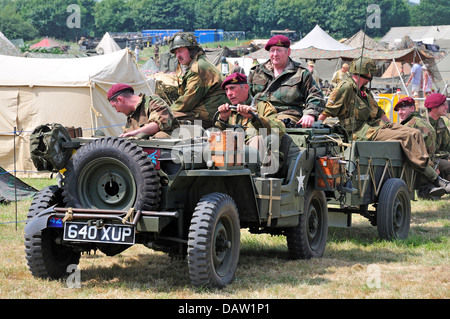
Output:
[30,123,72,172]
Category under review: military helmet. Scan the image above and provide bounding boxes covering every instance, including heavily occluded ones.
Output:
[349,57,377,76]
[169,32,201,54]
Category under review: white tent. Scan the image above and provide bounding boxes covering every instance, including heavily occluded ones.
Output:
[434,52,450,94]
[291,25,353,51]
[380,25,450,49]
[0,49,155,177]
[96,32,121,54]
[0,31,21,57]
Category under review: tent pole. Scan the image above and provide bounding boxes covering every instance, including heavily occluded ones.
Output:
[88,79,101,136]
[13,127,18,231]
[393,58,408,95]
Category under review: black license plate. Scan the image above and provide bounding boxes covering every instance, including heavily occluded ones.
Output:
[63,222,135,245]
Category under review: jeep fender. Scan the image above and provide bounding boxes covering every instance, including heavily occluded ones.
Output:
[170,170,260,223]
[24,206,56,235]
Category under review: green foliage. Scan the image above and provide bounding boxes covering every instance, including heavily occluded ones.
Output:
[0,1,39,40]
[410,0,450,26]
[0,0,448,42]
[12,0,96,41]
[19,43,65,54]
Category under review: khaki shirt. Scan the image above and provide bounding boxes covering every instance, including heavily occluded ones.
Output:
[124,94,178,135]
[215,96,285,142]
[401,112,436,161]
[429,116,450,159]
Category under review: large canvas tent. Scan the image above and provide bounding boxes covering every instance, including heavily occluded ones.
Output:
[343,30,385,50]
[381,25,450,50]
[95,32,121,54]
[433,52,450,94]
[0,49,155,177]
[291,25,353,51]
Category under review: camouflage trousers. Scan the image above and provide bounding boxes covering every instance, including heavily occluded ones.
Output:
[371,123,438,182]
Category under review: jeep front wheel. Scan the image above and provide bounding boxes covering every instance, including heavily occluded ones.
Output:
[24,186,81,279]
[188,193,240,288]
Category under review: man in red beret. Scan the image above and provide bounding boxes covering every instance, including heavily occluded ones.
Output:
[107,83,178,138]
[425,93,450,182]
[395,97,436,158]
[248,35,325,129]
[216,72,285,137]
[395,97,446,197]
[216,72,285,174]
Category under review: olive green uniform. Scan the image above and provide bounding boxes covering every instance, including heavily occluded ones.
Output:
[214,96,285,142]
[248,58,325,123]
[215,96,285,175]
[124,94,178,138]
[401,111,436,161]
[323,77,438,182]
[429,116,450,180]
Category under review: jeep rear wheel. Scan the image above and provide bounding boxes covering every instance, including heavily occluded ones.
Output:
[188,193,240,288]
[24,186,81,279]
[62,137,160,211]
[286,188,328,259]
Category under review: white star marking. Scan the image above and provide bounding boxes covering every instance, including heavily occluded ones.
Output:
[297,170,305,193]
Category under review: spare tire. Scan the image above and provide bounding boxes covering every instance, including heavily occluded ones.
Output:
[62,137,160,211]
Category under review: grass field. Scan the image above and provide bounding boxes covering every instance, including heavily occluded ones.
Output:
[0,178,448,299]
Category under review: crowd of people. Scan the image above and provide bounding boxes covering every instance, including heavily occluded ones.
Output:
[107,33,450,199]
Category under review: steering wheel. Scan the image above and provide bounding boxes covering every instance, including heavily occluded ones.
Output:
[212,105,265,129]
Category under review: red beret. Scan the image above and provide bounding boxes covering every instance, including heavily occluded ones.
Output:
[221,72,247,90]
[107,83,134,101]
[425,93,447,109]
[265,35,290,51]
[394,97,415,111]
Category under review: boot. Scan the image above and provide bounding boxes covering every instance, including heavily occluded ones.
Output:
[418,182,446,199]
[434,176,450,194]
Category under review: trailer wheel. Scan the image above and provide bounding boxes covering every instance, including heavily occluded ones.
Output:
[24,186,80,279]
[377,178,411,240]
[188,193,240,288]
[286,189,328,259]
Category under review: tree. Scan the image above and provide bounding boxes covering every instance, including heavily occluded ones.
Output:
[410,0,450,26]
[130,0,195,31]
[15,0,96,41]
[93,0,135,35]
[0,1,39,40]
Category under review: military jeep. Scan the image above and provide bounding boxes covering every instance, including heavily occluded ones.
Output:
[24,118,413,288]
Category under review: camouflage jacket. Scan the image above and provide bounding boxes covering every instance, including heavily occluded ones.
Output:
[248,58,325,119]
[215,96,285,142]
[323,77,386,140]
[171,51,229,121]
[401,111,436,160]
[124,94,178,135]
[429,116,450,159]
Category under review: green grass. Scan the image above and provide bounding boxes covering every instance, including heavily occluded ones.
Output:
[0,179,448,299]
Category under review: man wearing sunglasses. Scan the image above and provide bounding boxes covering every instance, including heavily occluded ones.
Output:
[318,57,450,196]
